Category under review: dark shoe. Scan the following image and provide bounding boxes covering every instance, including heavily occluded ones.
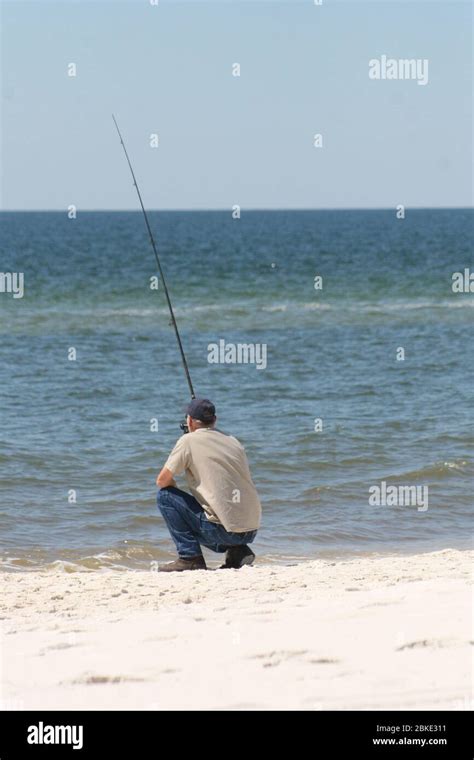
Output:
[219,545,255,570]
[158,555,207,572]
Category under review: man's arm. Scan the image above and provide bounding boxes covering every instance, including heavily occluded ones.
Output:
[156,467,176,489]
[157,435,189,488]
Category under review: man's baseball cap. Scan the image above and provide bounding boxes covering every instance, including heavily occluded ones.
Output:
[186,398,216,423]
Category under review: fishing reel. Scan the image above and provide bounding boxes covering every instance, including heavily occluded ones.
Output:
[180,419,189,434]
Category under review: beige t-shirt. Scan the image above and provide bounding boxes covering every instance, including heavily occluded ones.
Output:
[164,428,261,533]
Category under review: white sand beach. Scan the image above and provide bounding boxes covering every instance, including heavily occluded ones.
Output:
[1,548,472,711]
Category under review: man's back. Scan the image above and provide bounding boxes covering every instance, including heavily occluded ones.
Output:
[165,427,261,532]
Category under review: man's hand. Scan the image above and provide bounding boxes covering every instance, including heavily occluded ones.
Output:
[156,467,176,489]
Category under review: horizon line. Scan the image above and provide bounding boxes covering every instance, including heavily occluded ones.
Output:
[0,205,473,213]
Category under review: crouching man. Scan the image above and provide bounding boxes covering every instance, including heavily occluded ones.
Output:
[156,398,261,572]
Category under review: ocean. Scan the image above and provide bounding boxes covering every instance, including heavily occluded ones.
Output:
[0,209,472,570]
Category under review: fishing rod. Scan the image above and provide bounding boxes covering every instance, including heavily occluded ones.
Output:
[112,115,195,431]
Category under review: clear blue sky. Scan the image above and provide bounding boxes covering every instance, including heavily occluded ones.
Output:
[1,0,472,209]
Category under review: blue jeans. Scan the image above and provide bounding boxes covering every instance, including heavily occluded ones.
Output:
[157,486,257,559]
